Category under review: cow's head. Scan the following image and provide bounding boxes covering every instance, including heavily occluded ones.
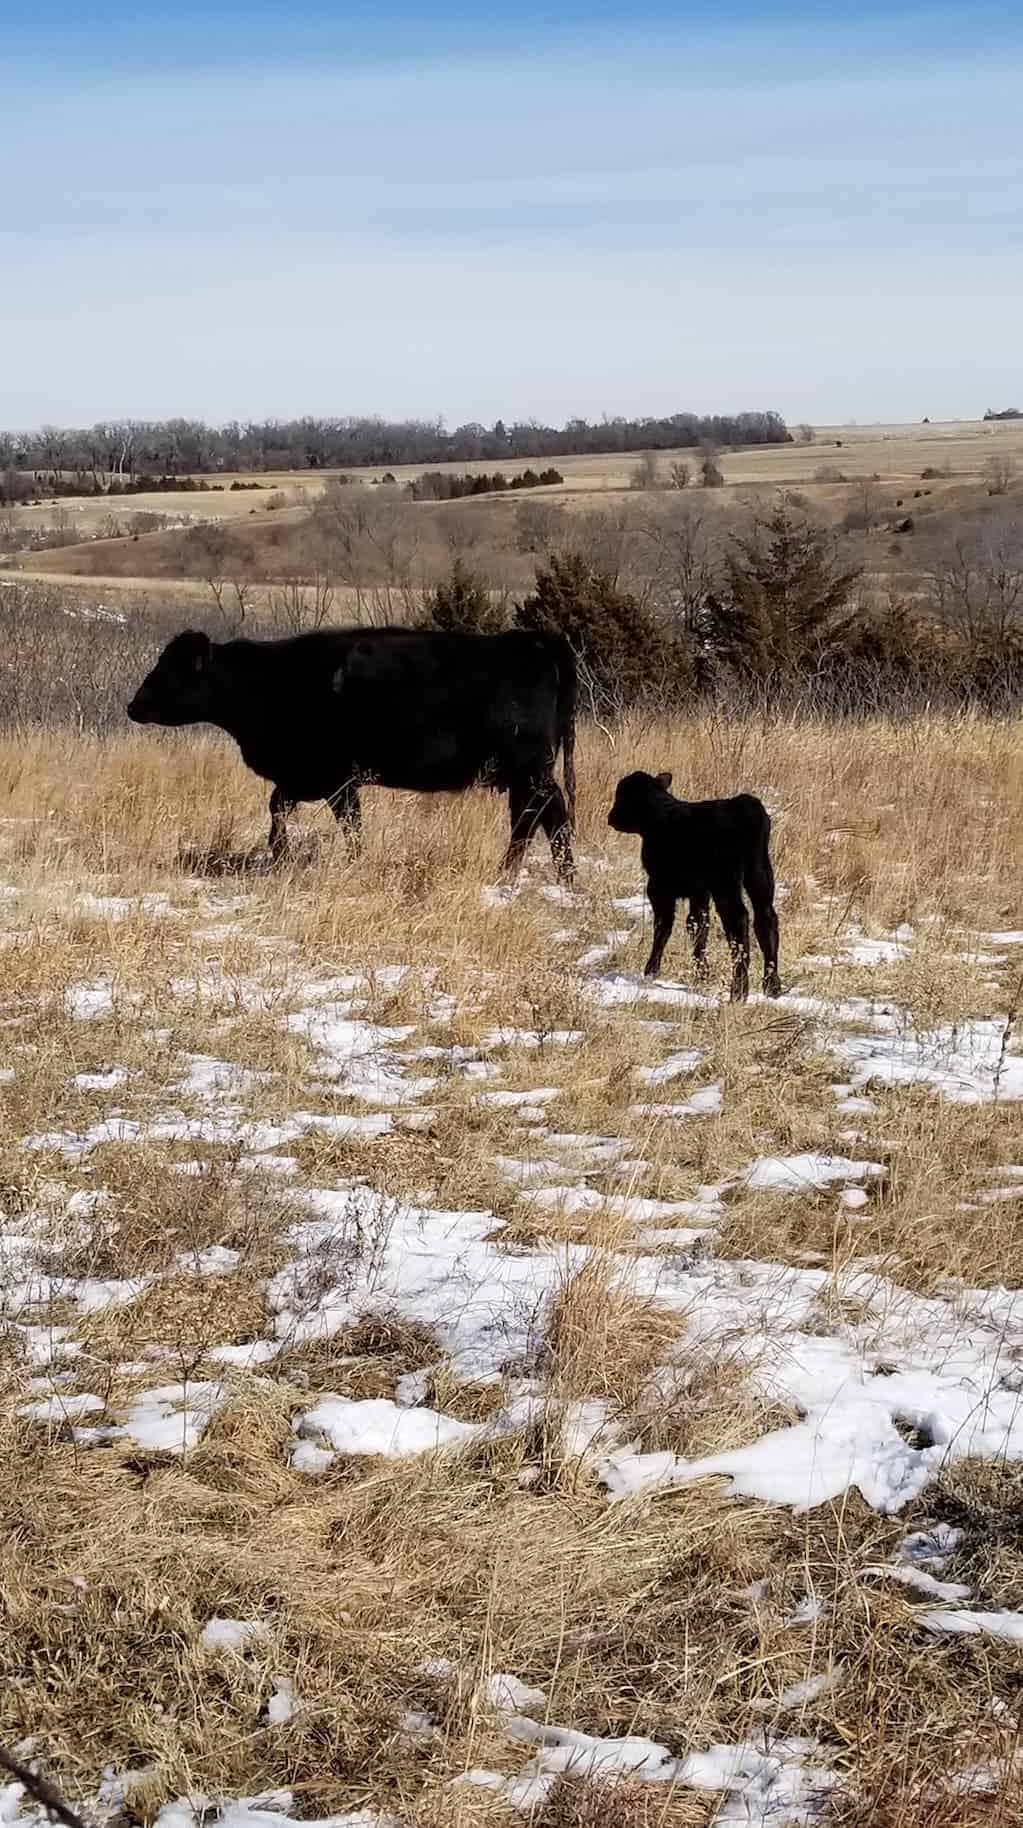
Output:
[607,770,673,833]
[127,630,216,726]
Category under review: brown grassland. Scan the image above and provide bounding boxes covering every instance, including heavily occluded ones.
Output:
[2,703,1023,1827]
[6,416,1023,615]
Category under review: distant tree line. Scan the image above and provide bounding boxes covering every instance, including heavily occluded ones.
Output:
[984,407,1022,421]
[0,409,790,491]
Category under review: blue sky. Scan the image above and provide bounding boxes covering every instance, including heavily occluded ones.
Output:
[3,3,1021,428]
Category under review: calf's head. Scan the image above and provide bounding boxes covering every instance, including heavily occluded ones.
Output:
[127,631,216,726]
[607,770,674,833]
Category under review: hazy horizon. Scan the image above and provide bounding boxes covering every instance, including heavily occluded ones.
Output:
[5,1,1021,430]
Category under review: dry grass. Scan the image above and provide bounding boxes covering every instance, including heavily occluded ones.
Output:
[2,710,1023,1825]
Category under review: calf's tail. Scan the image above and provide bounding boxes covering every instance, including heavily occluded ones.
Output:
[553,636,577,828]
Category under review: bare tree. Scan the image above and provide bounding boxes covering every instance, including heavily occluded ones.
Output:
[269,574,336,631]
[853,476,882,526]
[926,518,1023,646]
[514,498,567,555]
[700,445,724,488]
[98,420,139,484]
[37,425,67,484]
[629,450,663,491]
[635,499,719,633]
[0,496,21,553]
[796,423,816,444]
[440,504,486,555]
[984,451,1017,497]
[668,459,690,490]
[313,483,421,621]
[559,505,643,594]
[183,524,253,632]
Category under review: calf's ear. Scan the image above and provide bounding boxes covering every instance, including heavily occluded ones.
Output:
[655,770,673,790]
[332,663,345,696]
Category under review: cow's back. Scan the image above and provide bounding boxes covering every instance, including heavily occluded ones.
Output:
[225,627,564,799]
[334,629,563,792]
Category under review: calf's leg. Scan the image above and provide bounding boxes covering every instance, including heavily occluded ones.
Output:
[644,885,677,978]
[744,850,781,996]
[328,780,363,860]
[712,882,751,1002]
[686,892,711,976]
[268,787,294,864]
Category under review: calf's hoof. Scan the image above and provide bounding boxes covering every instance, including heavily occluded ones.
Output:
[763,971,782,999]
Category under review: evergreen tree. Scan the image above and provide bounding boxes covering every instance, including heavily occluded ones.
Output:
[700,503,861,679]
[516,551,693,714]
[419,558,506,634]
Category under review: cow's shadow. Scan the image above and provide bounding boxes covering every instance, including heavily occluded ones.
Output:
[178,833,325,878]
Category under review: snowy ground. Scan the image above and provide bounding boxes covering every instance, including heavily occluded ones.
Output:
[3,764,1023,1827]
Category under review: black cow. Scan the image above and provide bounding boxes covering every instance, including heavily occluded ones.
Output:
[127,626,576,880]
[607,770,781,1001]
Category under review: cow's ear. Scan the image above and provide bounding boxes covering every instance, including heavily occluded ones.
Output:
[180,629,212,673]
[655,770,673,790]
[332,663,345,696]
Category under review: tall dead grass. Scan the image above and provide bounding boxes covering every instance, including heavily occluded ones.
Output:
[1,710,1023,1824]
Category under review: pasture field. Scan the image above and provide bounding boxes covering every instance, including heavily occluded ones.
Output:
[3,711,1023,1827]
[8,417,1023,594]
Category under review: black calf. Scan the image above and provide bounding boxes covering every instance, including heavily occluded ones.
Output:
[607,770,781,1001]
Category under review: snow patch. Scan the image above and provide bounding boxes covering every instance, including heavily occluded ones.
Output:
[200,1617,271,1653]
[292,1395,483,1468]
[742,1154,885,1195]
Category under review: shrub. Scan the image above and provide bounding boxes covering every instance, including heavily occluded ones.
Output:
[515,550,694,716]
[417,558,508,634]
[408,468,562,502]
[0,583,181,733]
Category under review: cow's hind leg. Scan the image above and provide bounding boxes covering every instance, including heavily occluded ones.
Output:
[538,776,575,885]
[268,787,294,864]
[744,847,781,997]
[328,780,363,860]
[712,882,751,1002]
[686,892,711,977]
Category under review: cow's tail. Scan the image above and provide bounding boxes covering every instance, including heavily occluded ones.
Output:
[553,635,577,829]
